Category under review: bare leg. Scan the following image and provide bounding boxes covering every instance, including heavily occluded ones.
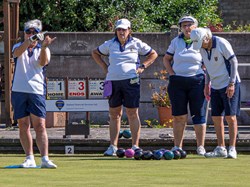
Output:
[194,124,206,147]
[126,107,141,146]
[30,114,48,156]
[173,114,188,148]
[212,116,225,147]
[18,116,33,156]
[225,115,238,147]
[109,106,122,146]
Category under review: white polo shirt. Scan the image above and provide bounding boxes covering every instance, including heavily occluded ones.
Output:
[200,36,241,89]
[98,37,152,80]
[166,34,204,77]
[12,42,50,95]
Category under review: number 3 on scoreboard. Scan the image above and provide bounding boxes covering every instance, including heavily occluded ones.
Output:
[99,81,104,90]
[78,81,84,90]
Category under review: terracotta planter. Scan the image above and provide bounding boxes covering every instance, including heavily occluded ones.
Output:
[157,106,173,128]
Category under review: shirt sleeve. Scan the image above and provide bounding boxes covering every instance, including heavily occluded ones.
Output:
[219,37,235,60]
[136,39,152,56]
[229,56,238,83]
[12,42,22,54]
[97,40,111,56]
[166,37,177,56]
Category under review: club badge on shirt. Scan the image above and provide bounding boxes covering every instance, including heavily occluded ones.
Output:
[214,56,218,61]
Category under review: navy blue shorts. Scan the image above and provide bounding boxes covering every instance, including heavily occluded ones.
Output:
[109,77,140,108]
[11,92,46,120]
[210,83,241,116]
[168,74,207,124]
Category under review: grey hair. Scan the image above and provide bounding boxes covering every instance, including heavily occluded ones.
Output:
[204,27,212,39]
[24,19,42,32]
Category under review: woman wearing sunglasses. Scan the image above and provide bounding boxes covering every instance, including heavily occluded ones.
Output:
[11,19,57,168]
[163,15,208,156]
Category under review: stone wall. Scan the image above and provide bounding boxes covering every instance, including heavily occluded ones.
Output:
[44,29,250,125]
[1,29,250,125]
[219,0,250,26]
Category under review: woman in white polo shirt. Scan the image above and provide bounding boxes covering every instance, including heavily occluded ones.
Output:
[163,15,207,156]
[92,18,158,156]
[12,19,57,168]
[190,27,241,159]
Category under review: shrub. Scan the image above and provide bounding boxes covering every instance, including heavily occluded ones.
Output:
[0,0,223,32]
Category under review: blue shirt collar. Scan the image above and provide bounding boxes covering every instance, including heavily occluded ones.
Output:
[115,36,133,52]
[211,35,216,48]
[178,33,185,39]
[114,36,133,44]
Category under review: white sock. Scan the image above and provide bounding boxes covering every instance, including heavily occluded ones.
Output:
[41,156,49,162]
[174,146,181,150]
[217,146,227,151]
[229,146,236,151]
[26,155,35,160]
[111,145,117,149]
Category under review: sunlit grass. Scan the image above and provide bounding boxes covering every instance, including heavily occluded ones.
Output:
[1,154,249,187]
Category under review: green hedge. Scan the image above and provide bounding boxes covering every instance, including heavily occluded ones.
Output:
[1,0,221,32]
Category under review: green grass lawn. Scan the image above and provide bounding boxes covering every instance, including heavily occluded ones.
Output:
[0,154,249,187]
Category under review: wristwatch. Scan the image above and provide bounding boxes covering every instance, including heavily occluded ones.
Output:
[139,64,146,69]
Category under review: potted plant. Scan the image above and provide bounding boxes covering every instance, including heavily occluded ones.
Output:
[149,70,173,127]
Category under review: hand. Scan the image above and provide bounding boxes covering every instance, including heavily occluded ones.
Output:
[42,35,57,48]
[204,84,211,101]
[226,84,235,98]
[29,31,48,42]
[136,67,145,74]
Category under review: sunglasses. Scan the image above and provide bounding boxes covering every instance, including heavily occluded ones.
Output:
[25,30,38,35]
[181,23,194,28]
[116,28,127,32]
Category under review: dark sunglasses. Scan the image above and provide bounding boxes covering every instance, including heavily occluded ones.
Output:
[116,28,127,32]
[25,30,38,35]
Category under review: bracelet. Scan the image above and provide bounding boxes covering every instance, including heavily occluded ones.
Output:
[228,82,235,87]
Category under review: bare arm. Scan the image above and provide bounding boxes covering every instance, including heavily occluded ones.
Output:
[163,54,175,75]
[13,39,33,58]
[40,35,57,66]
[142,49,158,68]
[91,49,108,74]
[204,70,211,101]
[137,49,158,74]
